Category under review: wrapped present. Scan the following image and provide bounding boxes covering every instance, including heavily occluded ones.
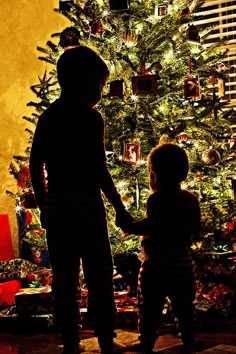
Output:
[116,307,138,330]
[15,286,54,315]
[114,290,137,310]
[0,280,22,308]
[27,268,53,287]
[0,258,44,282]
[0,344,19,354]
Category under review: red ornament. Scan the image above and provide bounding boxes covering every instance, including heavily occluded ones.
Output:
[178,132,188,142]
[197,173,202,181]
[183,77,200,99]
[181,7,190,16]
[90,19,102,35]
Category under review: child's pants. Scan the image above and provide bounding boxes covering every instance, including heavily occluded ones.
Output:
[45,192,116,351]
[137,258,196,350]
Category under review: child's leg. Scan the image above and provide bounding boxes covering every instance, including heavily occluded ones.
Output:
[47,237,82,353]
[169,279,196,350]
[82,234,116,353]
[137,261,166,351]
[46,195,83,353]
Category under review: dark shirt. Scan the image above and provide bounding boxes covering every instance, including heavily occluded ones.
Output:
[29,97,125,212]
[125,188,201,259]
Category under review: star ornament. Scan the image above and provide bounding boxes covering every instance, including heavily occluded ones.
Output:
[30,70,57,98]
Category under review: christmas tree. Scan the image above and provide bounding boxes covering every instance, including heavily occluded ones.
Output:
[6,0,236,269]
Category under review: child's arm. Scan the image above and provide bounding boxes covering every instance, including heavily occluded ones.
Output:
[94,112,134,225]
[120,194,154,235]
[121,217,151,236]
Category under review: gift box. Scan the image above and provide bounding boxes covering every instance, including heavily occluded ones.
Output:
[116,307,138,330]
[15,286,54,315]
[0,280,22,308]
[0,258,43,282]
[27,268,53,287]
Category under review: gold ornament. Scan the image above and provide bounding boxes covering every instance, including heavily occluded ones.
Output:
[159,134,176,145]
[123,30,138,48]
[202,148,221,165]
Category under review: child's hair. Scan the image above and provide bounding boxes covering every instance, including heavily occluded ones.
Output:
[148,143,189,183]
[57,45,109,89]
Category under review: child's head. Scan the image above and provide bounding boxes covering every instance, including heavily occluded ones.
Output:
[57,45,109,107]
[148,143,189,191]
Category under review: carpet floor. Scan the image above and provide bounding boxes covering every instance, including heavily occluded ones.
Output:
[0,329,236,354]
[80,330,236,353]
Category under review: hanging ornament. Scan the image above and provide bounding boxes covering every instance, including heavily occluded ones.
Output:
[123,140,140,165]
[185,24,200,44]
[89,19,103,35]
[59,26,80,49]
[154,4,168,17]
[132,75,158,96]
[59,1,74,12]
[197,172,203,181]
[183,76,200,99]
[177,132,188,142]
[109,0,129,11]
[202,148,221,165]
[109,80,126,99]
[159,134,175,145]
[181,7,190,16]
[123,30,138,48]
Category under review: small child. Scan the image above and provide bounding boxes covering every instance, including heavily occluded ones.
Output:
[122,143,201,354]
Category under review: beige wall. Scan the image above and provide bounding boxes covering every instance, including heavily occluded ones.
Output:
[0,0,70,257]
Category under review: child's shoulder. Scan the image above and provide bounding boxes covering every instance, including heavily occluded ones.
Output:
[181,188,199,203]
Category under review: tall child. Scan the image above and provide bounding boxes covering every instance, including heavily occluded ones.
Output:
[29,45,132,354]
[122,143,201,354]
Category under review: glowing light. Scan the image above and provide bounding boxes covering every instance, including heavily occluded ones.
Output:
[131,94,138,102]
[15,204,22,214]
[164,48,174,62]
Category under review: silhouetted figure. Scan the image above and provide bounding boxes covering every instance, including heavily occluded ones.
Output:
[29,45,132,354]
[122,143,201,354]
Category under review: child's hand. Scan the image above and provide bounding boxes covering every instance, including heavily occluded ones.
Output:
[115,209,134,229]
